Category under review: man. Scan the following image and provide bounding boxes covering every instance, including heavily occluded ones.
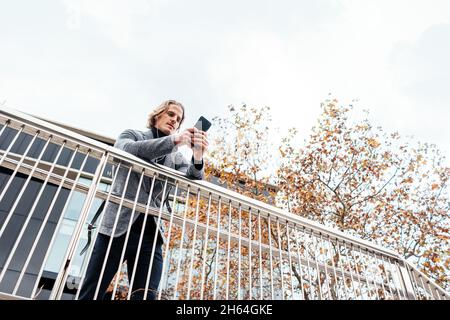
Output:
[78,100,208,300]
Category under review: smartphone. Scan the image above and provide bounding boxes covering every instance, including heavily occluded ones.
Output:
[194,116,212,132]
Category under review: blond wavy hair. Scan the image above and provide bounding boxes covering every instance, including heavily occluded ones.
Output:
[146,100,185,130]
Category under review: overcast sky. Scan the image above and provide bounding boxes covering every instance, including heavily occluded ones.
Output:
[1,0,449,164]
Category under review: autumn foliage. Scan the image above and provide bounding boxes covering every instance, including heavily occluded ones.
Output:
[209,100,449,292]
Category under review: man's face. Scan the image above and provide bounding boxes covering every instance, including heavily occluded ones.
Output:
[154,104,183,135]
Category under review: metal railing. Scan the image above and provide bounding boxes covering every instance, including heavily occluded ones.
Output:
[0,106,448,300]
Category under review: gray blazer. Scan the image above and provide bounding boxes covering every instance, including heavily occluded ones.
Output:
[98,128,204,240]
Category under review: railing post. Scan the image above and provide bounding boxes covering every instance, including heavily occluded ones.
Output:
[396,260,417,300]
[50,152,108,300]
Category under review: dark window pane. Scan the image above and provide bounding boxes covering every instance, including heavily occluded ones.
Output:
[0,127,19,151]
[0,167,72,296]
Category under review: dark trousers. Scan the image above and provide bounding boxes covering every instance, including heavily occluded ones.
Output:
[78,214,163,300]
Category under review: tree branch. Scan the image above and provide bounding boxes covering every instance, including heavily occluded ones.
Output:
[333,152,355,192]
[349,167,398,209]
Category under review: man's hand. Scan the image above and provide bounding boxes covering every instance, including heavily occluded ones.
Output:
[174,128,193,147]
[174,128,208,161]
[191,128,208,161]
